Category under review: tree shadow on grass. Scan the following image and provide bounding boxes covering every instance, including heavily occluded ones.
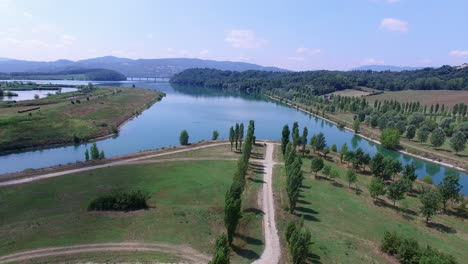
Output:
[235,233,264,246]
[297,199,311,205]
[427,222,457,234]
[308,252,322,264]
[247,177,265,184]
[243,207,264,216]
[231,244,260,260]
[295,207,320,222]
[332,181,344,188]
[448,207,468,219]
[301,184,311,190]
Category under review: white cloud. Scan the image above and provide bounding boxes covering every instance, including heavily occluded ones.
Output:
[225,29,266,49]
[284,56,305,62]
[23,12,33,18]
[199,49,209,58]
[361,58,385,65]
[296,47,322,56]
[380,18,408,32]
[449,50,468,57]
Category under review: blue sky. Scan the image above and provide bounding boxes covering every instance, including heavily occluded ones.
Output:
[0,0,467,70]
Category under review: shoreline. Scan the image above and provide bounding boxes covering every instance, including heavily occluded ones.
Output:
[0,91,163,156]
[267,95,468,173]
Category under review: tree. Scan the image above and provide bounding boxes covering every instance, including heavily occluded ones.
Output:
[224,195,241,244]
[238,123,244,151]
[322,164,331,178]
[353,119,360,133]
[323,147,330,159]
[396,121,406,135]
[281,125,290,154]
[387,180,407,206]
[99,150,105,159]
[292,122,300,147]
[419,188,441,224]
[329,169,339,182]
[301,127,308,156]
[368,177,386,202]
[90,143,100,160]
[229,127,235,151]
[346,169,357,188]
[430,127,445,148]
[212,130,219,140]
[331,144,337,152]
[315,132,327,152]
[402,163,417,182]
[438,172,461,212]
[310,157,324,176]
[370,153,385,178]
[179,130,189,145]
[234,123,240,150]
[406,125,416,140]
[417,125,430,143]
[209,234,230,264]
[380,128,400,149]
[450,131,466,154]
[85,149,89,161]
[339,143,348,163]
[285,220,312,264]
[309,135,317,152]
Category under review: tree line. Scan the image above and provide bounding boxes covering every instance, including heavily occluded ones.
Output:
[210,121,255,264]
[171,66,468,97]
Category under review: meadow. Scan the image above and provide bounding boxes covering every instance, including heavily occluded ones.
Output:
[273,147,468,263]
[0,86,163,152]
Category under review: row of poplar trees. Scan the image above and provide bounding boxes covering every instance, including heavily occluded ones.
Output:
[281,122,313,264]
[210,120,255,264]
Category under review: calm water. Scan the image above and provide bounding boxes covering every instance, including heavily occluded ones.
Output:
[0,81,466,194]
[0,88,77,101]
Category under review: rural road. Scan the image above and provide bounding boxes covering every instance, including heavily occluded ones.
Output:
[0,142,229,187]
[0,242,210,264]
[253,142,281,264]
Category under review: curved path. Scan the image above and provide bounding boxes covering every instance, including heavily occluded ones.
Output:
[253,142,281,264]
[0,242,210,264]
[0,142,229,187]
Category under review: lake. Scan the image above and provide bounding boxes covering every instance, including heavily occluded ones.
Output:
[0,87,77,101]
[0,81,466,194]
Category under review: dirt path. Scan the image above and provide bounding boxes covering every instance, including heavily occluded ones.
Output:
[253,142,281,264]
[0,142,230,187]
[0,242,210,264]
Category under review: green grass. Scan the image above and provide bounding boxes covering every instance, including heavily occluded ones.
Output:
[0,161,235,257]
[273,150,468,264]
[0,86,163,151]
[0,156,265,263]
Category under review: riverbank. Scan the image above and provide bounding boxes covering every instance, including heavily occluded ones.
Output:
[267,95,468,173]
[0,86,164,153]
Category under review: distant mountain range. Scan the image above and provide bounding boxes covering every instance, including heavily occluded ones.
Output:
[351,65,426,72]
[0,56,288,77]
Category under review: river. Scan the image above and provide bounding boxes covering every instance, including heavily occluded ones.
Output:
[0,81,466,194]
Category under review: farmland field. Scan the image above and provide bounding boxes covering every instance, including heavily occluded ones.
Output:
[366,90,468,107]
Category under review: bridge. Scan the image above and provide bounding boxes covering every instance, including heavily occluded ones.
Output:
[126,77,171,82]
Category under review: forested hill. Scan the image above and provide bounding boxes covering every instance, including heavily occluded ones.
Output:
[170,66,468,95]
[0,68,126,81]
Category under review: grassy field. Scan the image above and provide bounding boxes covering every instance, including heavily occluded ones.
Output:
[366,90,468,108]
[331,89,371,97]
[0,144,265,263]
[0,86,163,152]
[273,149,468,263]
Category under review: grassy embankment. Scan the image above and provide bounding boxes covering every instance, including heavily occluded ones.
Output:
[0,86,164,152]
[0,143,266,263]
[273,145,468,263]
[271,91,468,170]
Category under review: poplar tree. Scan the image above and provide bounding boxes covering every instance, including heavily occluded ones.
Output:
[281,125,290,154]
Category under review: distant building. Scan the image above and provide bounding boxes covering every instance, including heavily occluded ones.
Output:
[456,63,468,70]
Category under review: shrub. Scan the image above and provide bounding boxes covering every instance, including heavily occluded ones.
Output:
[381,231,402,255]
[422,175,433,184]
[88,190,150,211]
[381,128,400,149]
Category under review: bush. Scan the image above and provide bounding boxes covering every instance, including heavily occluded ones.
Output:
[380,128,400,149]
[381,231,402,255]
[88,190,150,211]
[380,232,457,264]
[422,175,433,184]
